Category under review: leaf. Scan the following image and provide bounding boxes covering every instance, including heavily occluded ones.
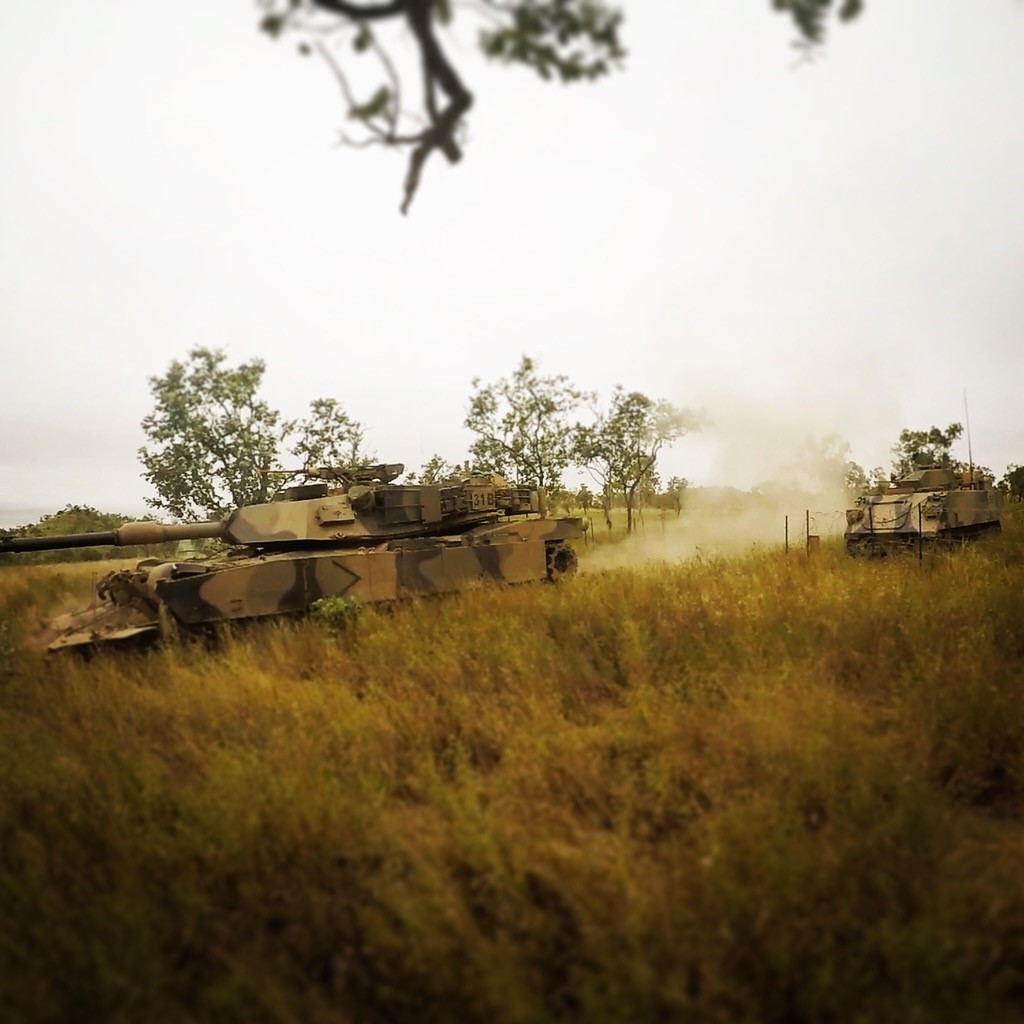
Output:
[260,14,286,38]
[435,0,453,26]
[353,26,372,53]
[348,86,391,122]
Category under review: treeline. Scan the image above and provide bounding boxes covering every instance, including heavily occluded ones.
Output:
[137,350,703,534]
[13,355,1023,550]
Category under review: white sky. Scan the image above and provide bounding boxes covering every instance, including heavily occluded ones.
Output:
[1,1,1022,524]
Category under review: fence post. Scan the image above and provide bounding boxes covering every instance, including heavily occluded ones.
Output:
[785,515,789,554]
[805,510,821,555]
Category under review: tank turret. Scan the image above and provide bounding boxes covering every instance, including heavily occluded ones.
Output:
[3,464,583,651]
[845,463,1001,556]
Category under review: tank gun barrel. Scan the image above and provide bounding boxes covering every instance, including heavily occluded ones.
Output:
[0,520,227,555]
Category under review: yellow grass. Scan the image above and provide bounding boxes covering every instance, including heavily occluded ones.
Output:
[1,519,1023,1022]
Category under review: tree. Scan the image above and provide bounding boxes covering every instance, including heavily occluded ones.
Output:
[844,461,869,493]
[599,484,614,530]
[287,397,373,469]
[575,484,594,516]
[635,465,661,522]
[547,486,576,515]
[408,453,463,484]
[140,348,285,520]
[140,349,369,520]
[257,1,862,211]
[665,475,688,516]
[890,423,963,477]
[1001,464,1024,502]
[867,465,888,490]
[574,388,701,533]
[465,355,590,490]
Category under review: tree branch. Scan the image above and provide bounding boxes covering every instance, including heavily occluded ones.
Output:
[311,0,408,20]
[402,0,473,212]
[304,0,473,211]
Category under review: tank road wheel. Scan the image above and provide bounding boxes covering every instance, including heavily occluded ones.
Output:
[546,543,579,582]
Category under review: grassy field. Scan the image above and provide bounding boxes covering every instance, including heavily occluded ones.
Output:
[2,515,1024,1022]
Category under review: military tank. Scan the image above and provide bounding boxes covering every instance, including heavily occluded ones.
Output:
[0,465,583,651]
[845,464,1002,556]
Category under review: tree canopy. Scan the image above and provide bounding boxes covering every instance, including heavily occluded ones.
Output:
[574,387,702,533]
[408,454,463,485]
[139,348,370,520]
[139,348,284,520]
[257,0,865,211]
[286,398,374,471]
[890,424,964,478]
[1001,464,1024,502]
[465,355,590,490]
[138,348,702,525]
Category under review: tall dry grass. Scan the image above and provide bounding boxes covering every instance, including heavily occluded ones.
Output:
[1,520,1023,1022]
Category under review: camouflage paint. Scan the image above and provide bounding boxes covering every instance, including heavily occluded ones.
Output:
[2,467,583,650]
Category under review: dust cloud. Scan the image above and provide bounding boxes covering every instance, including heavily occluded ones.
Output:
[577,364,897,573]
[663,363,895,494]
[578,486,850,574]
[579,372,882,571]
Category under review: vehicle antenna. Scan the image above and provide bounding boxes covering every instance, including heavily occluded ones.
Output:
[963,388,975,482]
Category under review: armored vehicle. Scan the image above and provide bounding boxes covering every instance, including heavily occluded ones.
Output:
[0,465,583,651]
[845,465,1002,556]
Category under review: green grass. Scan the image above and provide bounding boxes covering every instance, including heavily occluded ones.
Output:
[2,522,1024,1022]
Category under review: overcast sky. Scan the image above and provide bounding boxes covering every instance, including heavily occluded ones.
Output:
[1,1,1021,525]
